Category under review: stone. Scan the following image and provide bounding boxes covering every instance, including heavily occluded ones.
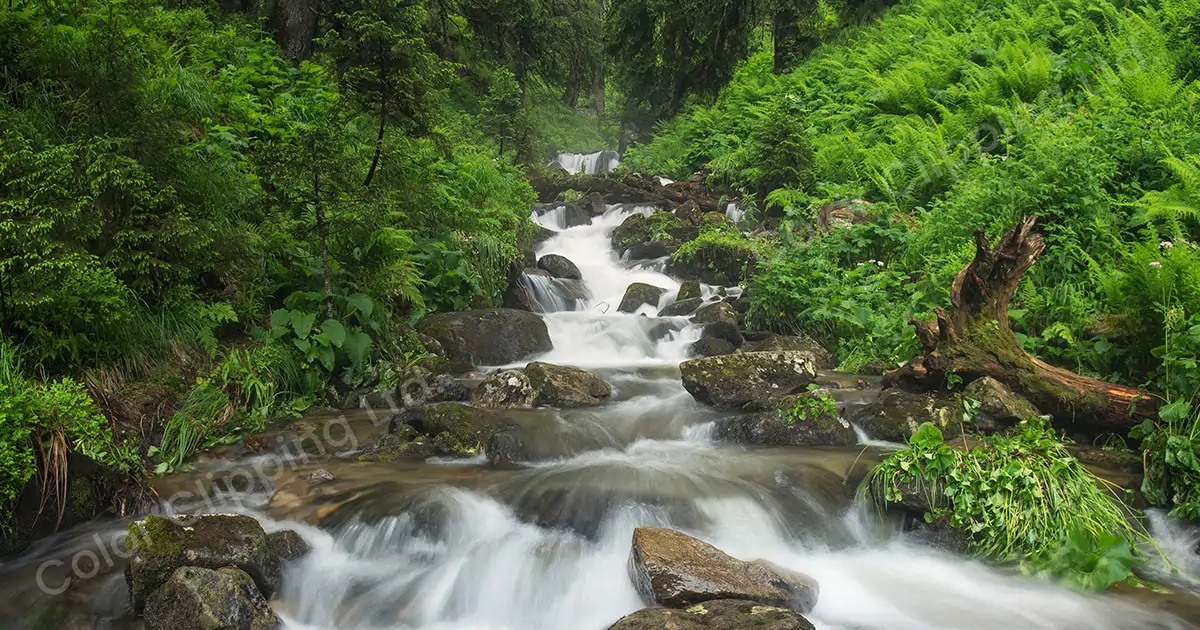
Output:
[846,388,961,442]
[399,373,469,407]
[715,394,856,447]
[524,361,613,407]
[675,200,704,225]
[701,321,743,348]
[484,427,527,468]
[537,254,583,280]
[677,280,702,302]
[143,566,279,630]
[659,297,703,317]
[747,335,835,370]
[125,514,279,614]
[417,309,552,372]
[963,376,1039,422]
[628,527,819,613]
[607,600,815,630]
[690,338,736,357]
[611,213,651,256]
[308,469,335,484]
[266,530,310,564]
[680,352,819,409]
[502,270,550,311]
[582,192,608,216]
[470,370,539,408]
[692,302,739,326]
[858,360,893,376]
[620,283,668,313]
[627,242,673,260]
[419,403,514,453]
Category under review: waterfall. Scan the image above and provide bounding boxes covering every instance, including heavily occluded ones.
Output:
[552,150,621,175]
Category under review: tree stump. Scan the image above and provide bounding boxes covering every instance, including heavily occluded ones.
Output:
[886,216,1157,434]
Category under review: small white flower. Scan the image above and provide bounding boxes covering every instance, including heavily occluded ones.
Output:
[1150,261,1163,268]
[1161,240,1174,249]
[876,260,884,266]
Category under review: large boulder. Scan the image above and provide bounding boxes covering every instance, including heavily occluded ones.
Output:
[125,514,279,614]
[747,335,835,371]
[963,376,1039,423]
[537,254,583,280]
[659,297,703,317]
[399,373,469,407]
[266,530,310,565]
[715,393,856,447]
[619,283,667,313]
[611,213,651,256]
[525,361,612,407]
[471,370,540,408]
[607,600,815,630]
[417,309,552,372]
[628,527,819,613]
[680,352,819,409]
[502,269,550,312]
[692,302,739,326]
[675,200,704,225]
[690,338,736,358]
[847,388,961,442]
[143,566,279,630]
[420,403,515,452]
[701,321,743,348]
[677,280,702,302]
[581,192,607,216]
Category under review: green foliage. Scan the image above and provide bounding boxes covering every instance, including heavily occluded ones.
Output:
[866,418,1146,589]
[779,384,837,424]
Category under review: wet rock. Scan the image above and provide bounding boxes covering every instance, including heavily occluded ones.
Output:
[308,469,335,484]
[627,242,673,260]
[675,200,704,225]
[420,403,514,453]
[484,427,527,467]
[143,566,279,630]
[125,514,280,614]
[607,599,815,630]
[715,394,856,447]
[659,297,703,317]
[848,388,961,442]
[399,373,469,407]
[502,486,705,542]
[520,247,538,267]
[692,302,739,326]
[690,338,736,357]
[701,321,743,348]
[502,269,550,312]
[525,361,613,407]
[628,527,819,613]
[417,309,553,372]
[649,320,685,343]
[747,335,835,370]
[471,370,540,408]
[858,360,894,376]
[963,376,1039,422]
[537,254,583,280]
[611,213,651,256]
[677,280,702,302]
[620,283,667,313]
[548,202,592,229]
[680,352,819,409]
[266,530,311,564]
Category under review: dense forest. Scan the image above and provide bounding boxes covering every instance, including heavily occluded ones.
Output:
[3,0,1200,602]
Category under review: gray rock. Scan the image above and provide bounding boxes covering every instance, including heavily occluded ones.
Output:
[525,361,612,407]
[399,373,468,407]
[692,302,739,326]
[747,336,834,370]
[607,599,815,630]
[308,469,335,484]
[963,376,1039,422]
[659,297,703,317]
[537,254,583,280]
[619,283,667,313]
[675,200,704,225]
[628,527,819,613]
[680,352,819,409]
[847,388,962,442]
[470,370,540,408]
[677,280,702,302]
[690,338,736,357]
[143,566,279,630]
[715,394,856,447]
[417,309,552,372]
[266,530,310,564]
[420,403,514,453]
[701,321,743,348]
[125,514,279,614]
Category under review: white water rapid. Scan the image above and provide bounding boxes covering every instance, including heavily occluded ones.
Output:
[4,203,1198,630]
[552,151,621,175]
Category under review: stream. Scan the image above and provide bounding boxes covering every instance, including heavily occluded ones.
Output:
[4,196,1200,630]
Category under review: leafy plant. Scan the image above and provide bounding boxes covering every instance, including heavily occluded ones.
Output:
[780,384,837,424]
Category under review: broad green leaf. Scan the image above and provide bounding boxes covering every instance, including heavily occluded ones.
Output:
[291,311,316,339]
[343,329,372,366]
[347,293,374,317]
[318,345,336,371]
[270,309,291,334]
[322,319,347,347]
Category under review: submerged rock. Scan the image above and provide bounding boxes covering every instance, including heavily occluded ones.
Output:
[659,297,703,317]
[471,370,540,408]
[680,352,819,409]
[607,599,815,630]
[715,394,856,446]
[524,361,612,407]
[628,527,819,613]
[125,514,279,614]
[620,283,667,313]
[963,376,1039,423]
[747,335,835,371]
[143,566,279,630]
[537,254,583,280]
[417,309,552,372]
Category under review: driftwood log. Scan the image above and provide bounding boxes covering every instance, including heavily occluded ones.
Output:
[886,216,1157,434]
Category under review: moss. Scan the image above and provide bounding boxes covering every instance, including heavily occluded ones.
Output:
[128,514,186,557]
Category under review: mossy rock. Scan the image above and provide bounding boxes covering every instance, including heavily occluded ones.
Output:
[677,280,702,302]
[619,283,668,313]
[607,600,815,630]
[143,566,279,630]
[420,403,514,453]
[716,394,856,446]
[962,376,1039,423]
[690,338,737,357]
[847,388,962,442]
[524,361,613,407]
[471,370,540,408]
[747,335,835,371]
[659,297,703,317]
[692,301,739,326]
[701,321,743,348]
[417,309,552,373]
[680,352,819,409]
[125,514,280,614]
[266,530,310,565]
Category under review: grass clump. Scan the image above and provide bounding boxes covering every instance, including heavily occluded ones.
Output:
[865,417,1150,590]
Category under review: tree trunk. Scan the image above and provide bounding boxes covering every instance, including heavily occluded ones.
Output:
[314,170,334,318]
[886,216,1158,434]
[363,66,387,188]
[564,59,582,108]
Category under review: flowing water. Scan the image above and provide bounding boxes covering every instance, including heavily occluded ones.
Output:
[5,204,1200,630]
[551,151,621,176]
